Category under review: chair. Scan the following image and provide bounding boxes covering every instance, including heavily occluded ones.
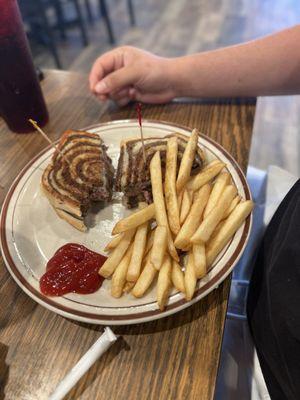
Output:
[227,279,249,321]
[215,166,268,400]
[95,0,136,44]
[19,0,89,69]
[83,0,94,24]
[226,166,267,321]
[19,0,62,68]
[49,0,89,46]
[217,165,298,399]
[126,0,135,26]
[99,0,115,44]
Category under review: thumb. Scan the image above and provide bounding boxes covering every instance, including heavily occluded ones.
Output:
[94,66,139,95]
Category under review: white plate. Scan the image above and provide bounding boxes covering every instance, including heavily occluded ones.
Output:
[0,120,252,325]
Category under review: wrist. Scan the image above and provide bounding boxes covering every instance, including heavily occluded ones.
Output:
[165,57,184,97]
[166,56,198,98]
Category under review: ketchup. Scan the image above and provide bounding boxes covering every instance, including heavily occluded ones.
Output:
[40,243,106,296]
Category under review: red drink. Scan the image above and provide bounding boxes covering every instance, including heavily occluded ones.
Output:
[0,0,49,133]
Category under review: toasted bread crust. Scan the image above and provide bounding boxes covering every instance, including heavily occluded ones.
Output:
[41,130,114,231]
[54,208,87,232]
[41,165,83,216]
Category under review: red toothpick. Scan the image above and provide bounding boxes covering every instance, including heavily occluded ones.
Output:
[136,102,146,163]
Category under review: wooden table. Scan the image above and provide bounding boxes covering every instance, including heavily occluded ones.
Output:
[0,70,256,400]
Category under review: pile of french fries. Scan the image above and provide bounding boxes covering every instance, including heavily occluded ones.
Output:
[99,129,253,310]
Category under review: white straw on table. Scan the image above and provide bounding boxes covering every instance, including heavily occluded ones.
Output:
[49,327,117,400]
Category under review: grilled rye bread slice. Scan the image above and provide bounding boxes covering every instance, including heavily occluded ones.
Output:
[115,133,205,208]
[41,130,114,231]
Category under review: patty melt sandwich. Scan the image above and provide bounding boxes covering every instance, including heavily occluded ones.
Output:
[115,133,205,208]
[41,130,114,231]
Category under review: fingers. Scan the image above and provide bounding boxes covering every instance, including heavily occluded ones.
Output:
[89,46,174,106]
[110,88,129,100]
[95,94,109,102]
[132,89,175,104]
[95,88,133,107]
[94,85,172,107]
[116,97,131,107]
[89,47,140,96]
[93,66,140,96]
[110,88,132,107]
[89,48,125,92]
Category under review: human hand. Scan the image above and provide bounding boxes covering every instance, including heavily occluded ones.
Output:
[89,46,177,106]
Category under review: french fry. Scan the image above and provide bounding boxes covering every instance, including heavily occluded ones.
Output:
[206,200,254,267]
[177,189,184,210]
[106,202,149,253]
[123,232,148,292]
[203,172,231,218]
[174,184,211,249]
[157,254,172,310]
[99,228,136,278]
[176,128,199,192]
[184,252,197,301]
[104,233,124,252]
[193,243,206,278]
[99,129,252,308]
[165,137,180,235]
[210,220,225,240]
[171,260,185,293]
[211,196,240,238]
[131,256,157,298]
[126,221,148,282]
[180,189,192,224]
[144,228,155,255]
[112,203,155,235]
[222,195,241,220]
[181,244,192,252]
[186,160,225,192]
[150,151,179,261]
[123,281,135,293]
[111,244,133,298]
[191,185,237,243]
[150,226,168,271]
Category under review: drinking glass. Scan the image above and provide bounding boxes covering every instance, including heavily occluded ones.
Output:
[0,0,49,133]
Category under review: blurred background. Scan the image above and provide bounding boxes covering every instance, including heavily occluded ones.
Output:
[19,0,300,175]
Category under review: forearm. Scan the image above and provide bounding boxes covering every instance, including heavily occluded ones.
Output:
[170,25,300,98]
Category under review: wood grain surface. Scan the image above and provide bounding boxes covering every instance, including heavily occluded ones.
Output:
[0,70,256,400]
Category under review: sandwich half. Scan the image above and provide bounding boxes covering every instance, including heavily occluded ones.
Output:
[41,130,114,231]
[115,133,205,208]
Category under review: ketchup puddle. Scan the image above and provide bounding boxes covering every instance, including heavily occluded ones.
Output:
[40,243,106,296]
